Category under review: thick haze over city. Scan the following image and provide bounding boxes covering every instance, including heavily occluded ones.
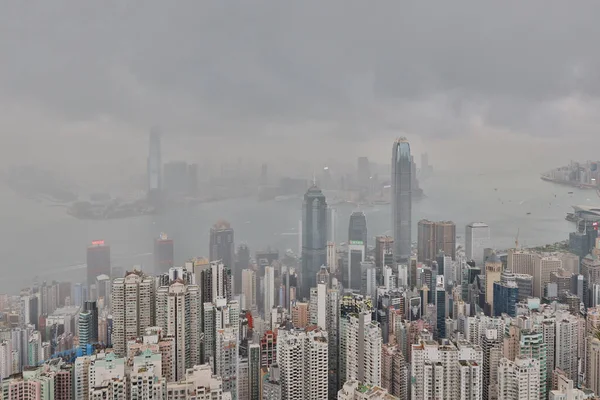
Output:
[3,3,600,400]
[2,1,600,184]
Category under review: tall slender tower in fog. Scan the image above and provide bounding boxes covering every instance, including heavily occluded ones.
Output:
[391,138,412,266]
[301,184,328,300]
[147,128,162,193]
[209,221,236,291]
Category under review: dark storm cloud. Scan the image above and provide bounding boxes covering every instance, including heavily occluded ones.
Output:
[1,0,600,151]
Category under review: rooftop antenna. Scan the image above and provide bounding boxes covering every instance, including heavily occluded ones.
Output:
[312,169,317,186]
[515,228,520,249]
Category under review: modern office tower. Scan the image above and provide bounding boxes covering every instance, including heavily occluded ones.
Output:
[78,310,92,347]
[209,220,236,291]
[513,274,534,301]
[582,251,600,288]
[147,128,162,193]
[410,340,459,400]
[381,344,407,399]
[417,220,456,263]
[83,301,98,343]
[518,330,547,400]
[362,262,377,298]
[339,293,373,388]
[201,261,233,304]
[498,356,540,400]
[485,253,502,312]
[348,211,368,254]
[111,271,155,356]
[383,266,396,292]
[493,270,519,317]
[533,255,562,298]
[154,233,174,274]
[86,240,111,286]
[435,276,447,339]
[301,184,328,300]
[166,364,230,399]
[391,138,412,265]
[277,328,329,400]
[347,242,366,291]
[155,281,201,382]
[215,327,238,398]
[482,329,503,400]
[236,244,251,273]
[588,337,600,396]
[203,298,240,364]
[241,269,257,311]
[507,249,535,276]
[345,311,382,388]
[264,266,275,320]
[465,222,491,265]
[555,315,579,383]
[375,236,394,269]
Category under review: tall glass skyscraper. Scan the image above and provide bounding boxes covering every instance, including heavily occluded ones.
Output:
[348,211,367,253]
[301,185,328,300]
[391,138,412,267]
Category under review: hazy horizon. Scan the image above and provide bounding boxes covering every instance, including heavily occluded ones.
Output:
[1,1,600,190]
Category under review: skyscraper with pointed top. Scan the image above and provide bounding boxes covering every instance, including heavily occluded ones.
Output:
[301,184,328,300]
[392,138,412,267]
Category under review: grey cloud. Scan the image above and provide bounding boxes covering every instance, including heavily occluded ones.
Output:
[1,0,600,151]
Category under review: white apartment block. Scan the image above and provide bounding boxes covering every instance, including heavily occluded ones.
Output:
[155,281,201,381]
[111,272,155,356]
[497,356,540,400]
[278,328,328,400]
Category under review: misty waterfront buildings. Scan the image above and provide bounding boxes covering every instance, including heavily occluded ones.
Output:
[391,138,412,266]
[154,233,174,274]
[301,184,328,300]
[86,240,111,286]
[209,221,236,291]
[465,222,491,266]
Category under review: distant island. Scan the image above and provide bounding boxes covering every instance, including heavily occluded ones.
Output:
[541,160,600,189]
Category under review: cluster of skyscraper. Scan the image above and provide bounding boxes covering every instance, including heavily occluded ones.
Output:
[2,138,600,399]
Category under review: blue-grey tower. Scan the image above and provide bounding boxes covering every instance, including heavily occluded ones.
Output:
[392,138,412,267]
[301,184,328,300]
[348,211,368,254]
[147,128,162,194]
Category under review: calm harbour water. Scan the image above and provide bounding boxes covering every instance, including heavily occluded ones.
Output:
[0,169,590,293]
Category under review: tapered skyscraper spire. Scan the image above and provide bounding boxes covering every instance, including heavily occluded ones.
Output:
[391,138,412,268]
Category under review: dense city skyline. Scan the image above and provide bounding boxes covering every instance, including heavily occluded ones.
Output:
[3,2,600,399]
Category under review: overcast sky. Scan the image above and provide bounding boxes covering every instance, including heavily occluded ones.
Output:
[1,1,600,180]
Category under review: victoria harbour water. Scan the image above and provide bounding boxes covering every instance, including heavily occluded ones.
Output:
[0,169,591,292]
